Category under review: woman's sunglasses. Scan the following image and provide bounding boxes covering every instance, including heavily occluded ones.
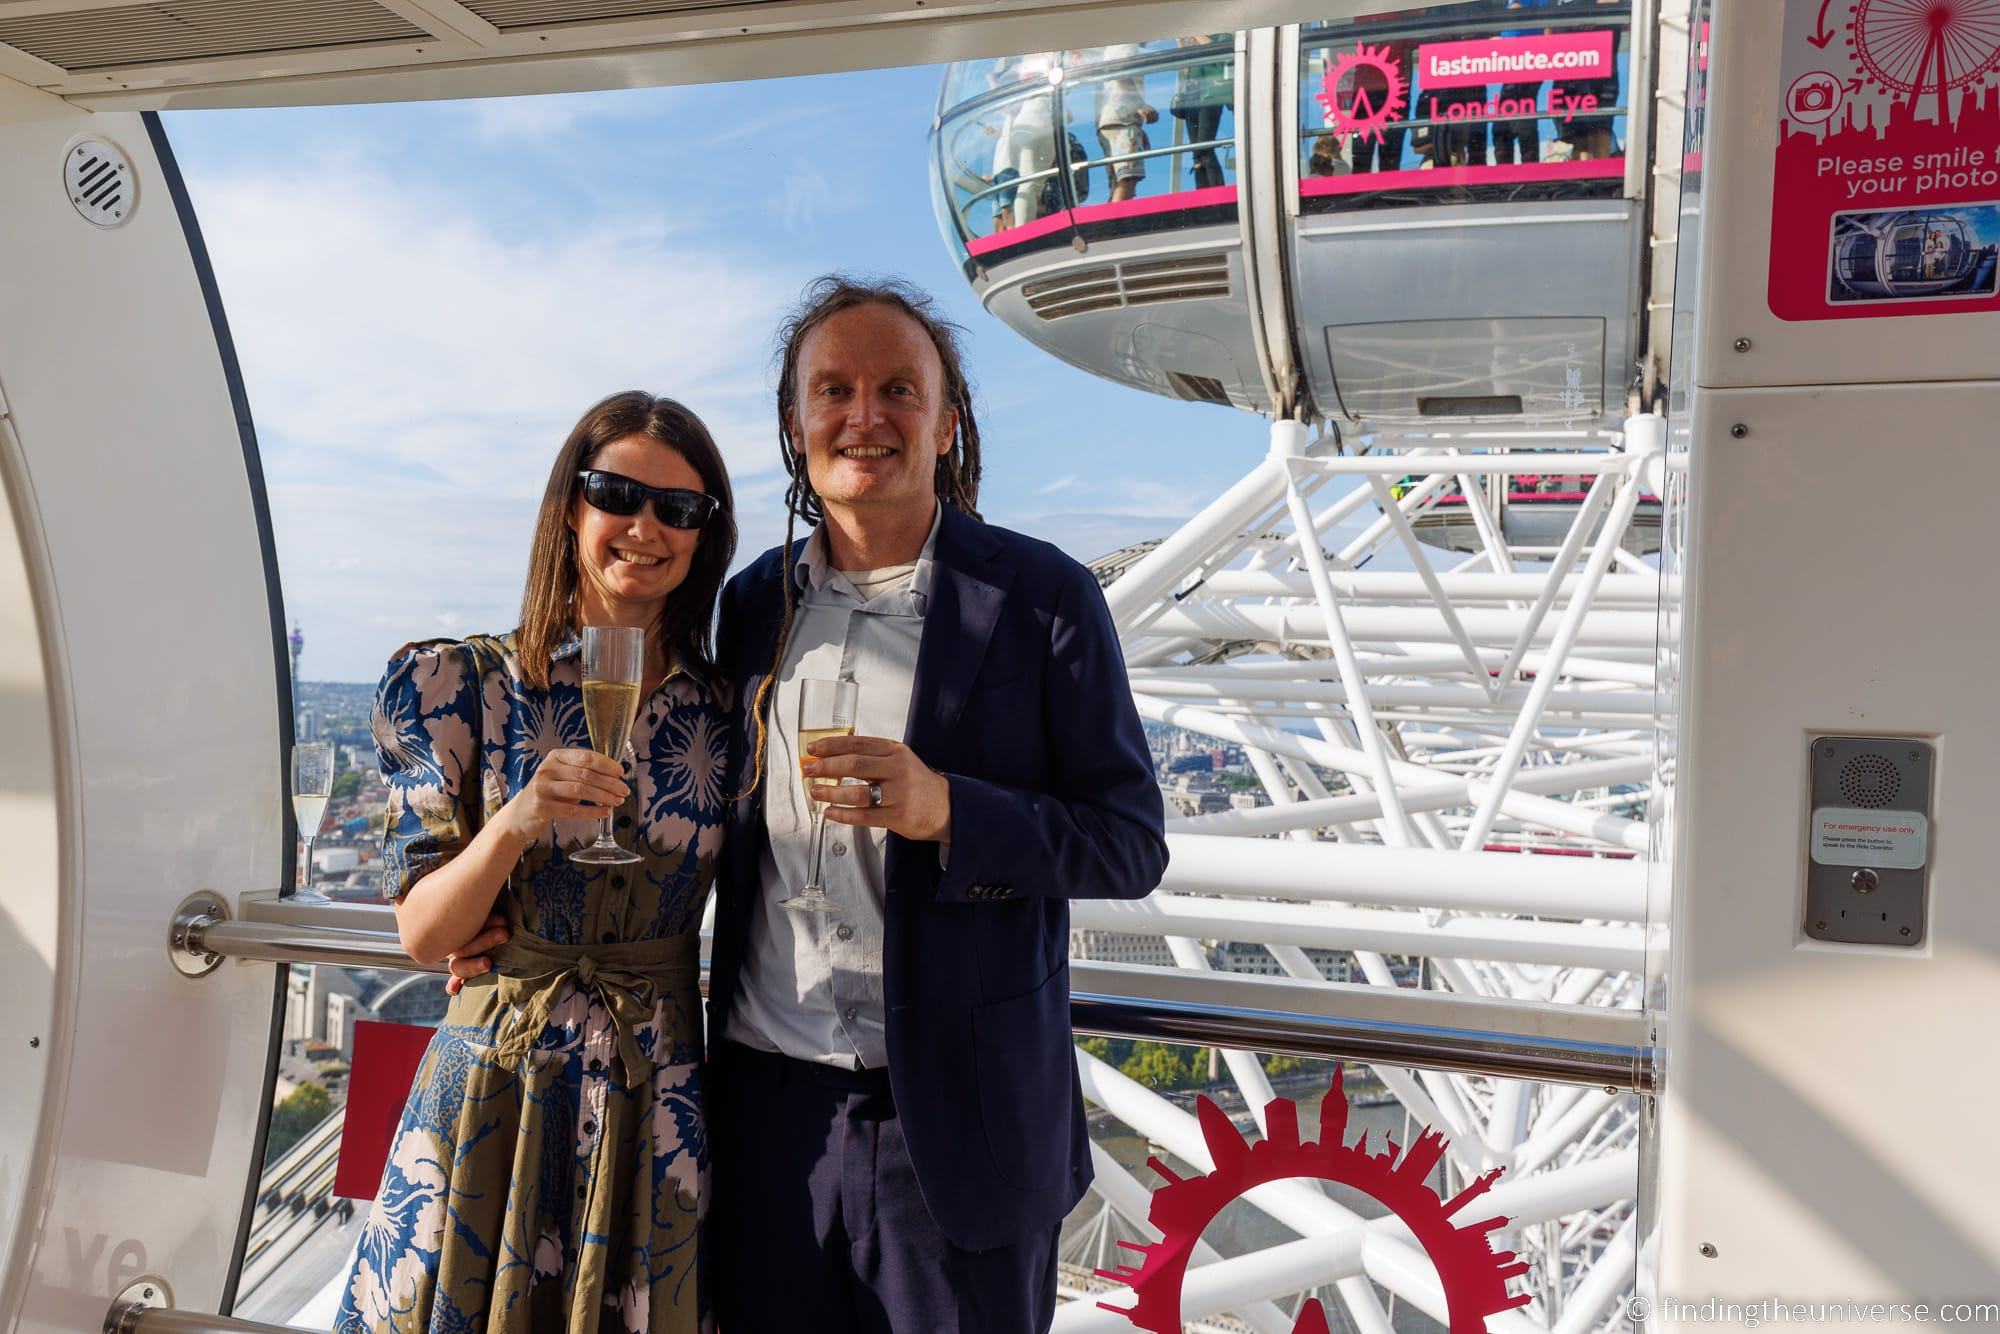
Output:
[577,469,719,530]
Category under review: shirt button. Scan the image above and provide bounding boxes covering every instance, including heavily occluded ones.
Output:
[617,816,632,830]
[611,876,626,889]
[836,924,853,941]
[588,1058,604,1073]
[842,1006,858,1021]
[576,1184,586,1199]
[581,1120,595,1135]
[832,841,848,856]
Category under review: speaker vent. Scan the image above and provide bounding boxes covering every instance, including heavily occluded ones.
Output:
[65,139,136,229]
[1839,754,1902,808]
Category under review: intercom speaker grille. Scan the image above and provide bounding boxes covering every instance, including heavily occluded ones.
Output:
[1838,753,1901,808]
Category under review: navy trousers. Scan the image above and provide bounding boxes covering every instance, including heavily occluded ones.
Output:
[708,1041,1061,1333]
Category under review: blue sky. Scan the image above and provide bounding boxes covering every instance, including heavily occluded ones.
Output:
[162,62,1271,684]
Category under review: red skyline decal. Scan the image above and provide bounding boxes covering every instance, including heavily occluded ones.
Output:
[1097,1067,1530,1334]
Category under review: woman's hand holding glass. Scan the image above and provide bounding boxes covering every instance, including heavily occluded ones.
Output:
[490,747,629,846]
[804,736,954,844]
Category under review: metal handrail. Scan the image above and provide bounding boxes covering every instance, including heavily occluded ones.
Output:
[172,899,1656,1093]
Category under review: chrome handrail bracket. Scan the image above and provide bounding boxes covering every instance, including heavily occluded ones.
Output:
[168,890,227,978]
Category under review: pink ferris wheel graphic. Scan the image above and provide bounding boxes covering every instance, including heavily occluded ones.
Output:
[1849,0,2000,114]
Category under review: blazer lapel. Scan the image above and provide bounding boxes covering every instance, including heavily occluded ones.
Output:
[906,507,1011,763]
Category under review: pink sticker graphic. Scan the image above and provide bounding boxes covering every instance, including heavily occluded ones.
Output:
[1317,44,1409,144]
[1097,1068,1530,1334]
[1416,31,1616,90]
[1770,0,2000,319]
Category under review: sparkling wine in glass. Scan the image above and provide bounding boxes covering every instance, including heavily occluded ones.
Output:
[783,677,858,913]
[571,625,645,866]
[290,741,334,904]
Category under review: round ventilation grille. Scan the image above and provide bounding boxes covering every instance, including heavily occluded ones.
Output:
[65,139,135,228]
[1839,754,1902,808]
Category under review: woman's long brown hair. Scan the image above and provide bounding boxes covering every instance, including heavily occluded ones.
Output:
[517,391,737,691]
[742,275,983,797]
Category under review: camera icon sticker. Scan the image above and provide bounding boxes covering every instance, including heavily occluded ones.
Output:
[1787,70,1844,125]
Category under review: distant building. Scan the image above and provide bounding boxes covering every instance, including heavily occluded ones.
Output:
[1070,929,1178,968]
[1208,941,1352,981]
[1162,780,1232,818]
[298,708,319,742]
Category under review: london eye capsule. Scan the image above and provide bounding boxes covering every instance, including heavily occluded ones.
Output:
[930,0,1655,432]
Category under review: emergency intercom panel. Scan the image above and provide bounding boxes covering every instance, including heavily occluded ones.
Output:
[1803,736,1933,947]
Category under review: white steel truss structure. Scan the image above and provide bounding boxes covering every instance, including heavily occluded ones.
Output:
[1052,415,1673,1333]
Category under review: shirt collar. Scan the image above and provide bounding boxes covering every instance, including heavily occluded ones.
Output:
[795,501,944,604]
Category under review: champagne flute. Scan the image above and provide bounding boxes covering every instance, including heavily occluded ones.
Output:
[783,677,858,913]
[289,741,334,904]
[571,625,645,866]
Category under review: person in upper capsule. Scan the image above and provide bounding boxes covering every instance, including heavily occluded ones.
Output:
[335,391,735,1334]
[703,273,1168,1332]
[1091,41,1160,203]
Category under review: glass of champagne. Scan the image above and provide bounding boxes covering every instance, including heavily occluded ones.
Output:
[290,741,334,904]
[572,625,645,866]
[783,677,858,913]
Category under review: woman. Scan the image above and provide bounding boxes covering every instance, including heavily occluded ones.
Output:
[335,392,736,1334]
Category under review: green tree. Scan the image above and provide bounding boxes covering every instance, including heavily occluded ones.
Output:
[265,1081,335,1164]
[1077,1036,1133,1068]
[332,771,361,799]
[1120,1042,1218,1091]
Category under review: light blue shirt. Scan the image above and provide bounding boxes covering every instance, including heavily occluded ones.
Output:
[720,504,943,1069]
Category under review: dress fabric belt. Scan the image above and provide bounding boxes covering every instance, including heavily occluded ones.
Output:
[470,925,701,1084]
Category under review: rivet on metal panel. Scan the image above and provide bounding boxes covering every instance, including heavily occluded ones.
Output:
[1732,337,1752,352]
[1699,1242,1719,1259]
[1900,926,1912,936]
[1729,424,1749,439]
[27,1036,38,1048]
[1815,920,1828,931]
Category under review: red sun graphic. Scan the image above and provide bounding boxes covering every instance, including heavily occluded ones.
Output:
[1318,46,1409,145]
[1097,1067,1531,1334]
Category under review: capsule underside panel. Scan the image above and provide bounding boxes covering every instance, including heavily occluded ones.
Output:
[981,225,1269,412]
[1295,201,1641,427]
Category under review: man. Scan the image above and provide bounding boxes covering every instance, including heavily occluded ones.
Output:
[707,274,1168,1332]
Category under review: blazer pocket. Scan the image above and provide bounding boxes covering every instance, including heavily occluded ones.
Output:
[969,966,1072,1193]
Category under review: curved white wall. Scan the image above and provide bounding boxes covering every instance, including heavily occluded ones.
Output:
[0,80,284,1331]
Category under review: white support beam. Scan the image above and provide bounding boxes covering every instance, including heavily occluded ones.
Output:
[1159,832,1648,920]
[1073,897,1648,970]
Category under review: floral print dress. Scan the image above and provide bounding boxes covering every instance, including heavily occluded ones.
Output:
[335,632,726,1334]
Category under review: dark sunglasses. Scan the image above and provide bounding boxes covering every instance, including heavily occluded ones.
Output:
[577,469,719,529]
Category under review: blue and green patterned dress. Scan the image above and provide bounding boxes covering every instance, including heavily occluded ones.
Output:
[335,632,725,1334]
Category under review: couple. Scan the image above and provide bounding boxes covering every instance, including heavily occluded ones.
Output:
[336,275,1168,1334]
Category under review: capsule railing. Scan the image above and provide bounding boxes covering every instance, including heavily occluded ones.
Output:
[138,892,1657,1332]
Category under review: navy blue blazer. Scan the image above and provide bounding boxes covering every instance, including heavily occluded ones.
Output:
[708,503,1168,1251]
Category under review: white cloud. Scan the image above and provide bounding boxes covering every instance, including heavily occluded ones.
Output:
[1036,472,1080,496]
[459,89,681,144]
[188,147,814,678]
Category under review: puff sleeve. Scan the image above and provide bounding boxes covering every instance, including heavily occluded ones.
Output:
[370,640,483,902]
